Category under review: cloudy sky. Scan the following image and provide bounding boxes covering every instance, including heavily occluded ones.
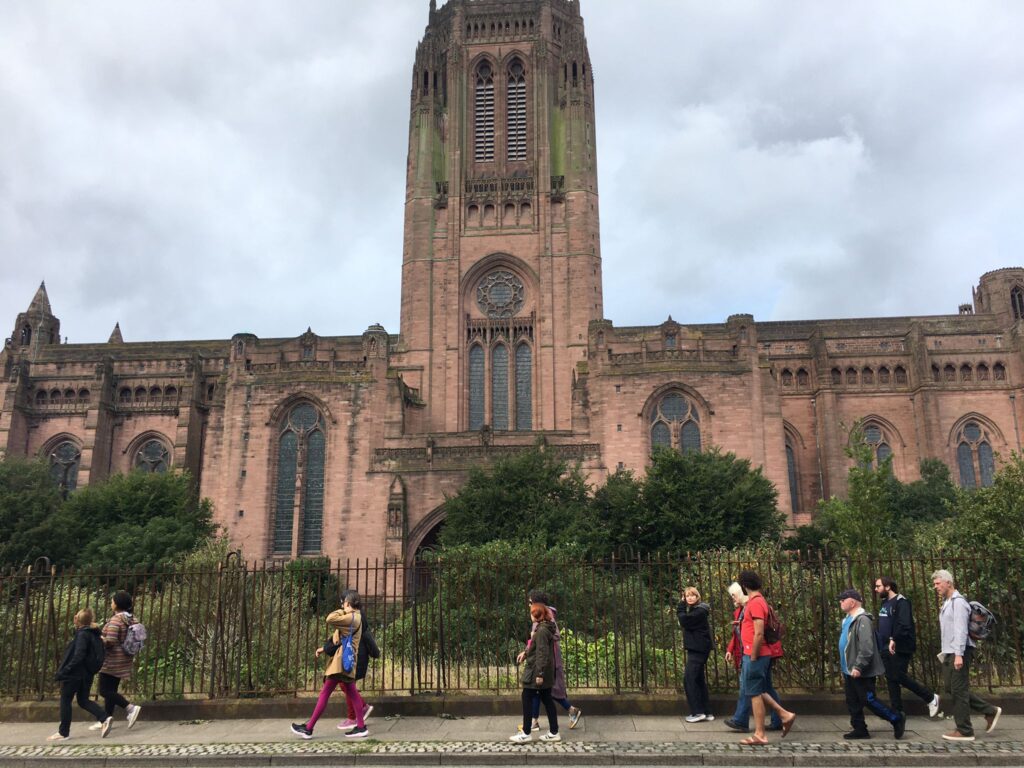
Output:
[3,1,1023,344]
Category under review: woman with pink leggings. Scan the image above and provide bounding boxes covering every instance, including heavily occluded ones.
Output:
[291,590,369,739]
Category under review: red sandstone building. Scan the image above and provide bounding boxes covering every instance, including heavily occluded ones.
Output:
[1,0,1017,565]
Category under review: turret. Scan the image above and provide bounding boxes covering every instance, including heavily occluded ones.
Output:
[11,282,61,357]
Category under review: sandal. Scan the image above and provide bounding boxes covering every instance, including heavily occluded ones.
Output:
[739,736,769,746]
[782,714,796,738]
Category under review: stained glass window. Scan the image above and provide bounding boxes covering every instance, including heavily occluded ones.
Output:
[301,429,325,554]
[491,344,509,430]
[651,422,671,449]
[957,442,975,489]
[650,393,701,454]
[477,271,525,318]
[49,440,80,495]
[786,443,800,513]
[469,345,485,431]
[956,420,995,489]
[273,403,326,556]
[681,421,701,453]
[862,424,894,469]
[135,439,169,473]
[273,431,298,554]
[515,343,532,430]
[1012,286,1024,320]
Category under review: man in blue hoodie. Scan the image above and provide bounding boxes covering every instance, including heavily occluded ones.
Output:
[838,589,905,740]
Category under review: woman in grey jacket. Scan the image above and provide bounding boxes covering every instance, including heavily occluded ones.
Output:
[510,604,560,743]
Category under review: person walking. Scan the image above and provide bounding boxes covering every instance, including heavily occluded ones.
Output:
[932,570,1001,742]
[723,582,783,734]
[92,591,142,733]
[291,590,369,740]
[334,594,380,730]
[735,571,796,746]
[838,589,905,740]
[873,576,940,718]
[519,591,582,732]
[510,603,561,742]
[677,586,713,723]
[48,608,112,741]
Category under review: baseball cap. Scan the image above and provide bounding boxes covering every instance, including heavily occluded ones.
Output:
[838,589,863,602]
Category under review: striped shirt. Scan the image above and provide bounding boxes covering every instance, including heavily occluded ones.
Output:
[99,612,135,679]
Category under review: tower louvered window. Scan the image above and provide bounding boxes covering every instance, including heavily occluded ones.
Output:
[474,62,495,162]
[507,60,526,160]
[515,343,532,430]
[491,344,509,430]
[272,403,326,556]
[469,344,485,430]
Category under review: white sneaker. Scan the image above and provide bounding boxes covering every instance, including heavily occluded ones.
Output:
[986,706,1002,734]
[88,722,103,731]
[532,718,540,731]
[685,713,707,723]
[46,733,68,741]
[100,716,113,738]
[539,731,561,742]
[928,694,940,719]
[362,704,373,723]
[126,704,142,729]
[509,730,532,742]
[705,714,715,721]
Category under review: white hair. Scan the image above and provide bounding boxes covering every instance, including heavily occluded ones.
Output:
[931,569,954,585]
[727,581,746,602]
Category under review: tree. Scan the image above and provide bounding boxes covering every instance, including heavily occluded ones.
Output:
[0,457,68,568]
[890,458,956,526]
[630,448,783,554]
[0,460,216,569]
[915,451,1024,558]
[62,470,216,568]
[439,447,591,549]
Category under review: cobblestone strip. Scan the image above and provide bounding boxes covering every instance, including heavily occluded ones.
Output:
[1,740,1023,767]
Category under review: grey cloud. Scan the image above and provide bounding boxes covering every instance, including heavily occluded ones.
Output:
[2,1,1023,341]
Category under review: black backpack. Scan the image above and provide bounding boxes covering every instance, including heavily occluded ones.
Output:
[85,631,106,675]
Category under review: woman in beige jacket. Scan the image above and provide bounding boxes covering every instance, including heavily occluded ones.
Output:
[291,590,368,739]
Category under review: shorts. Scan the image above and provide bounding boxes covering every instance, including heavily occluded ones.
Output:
[741,654,771,696]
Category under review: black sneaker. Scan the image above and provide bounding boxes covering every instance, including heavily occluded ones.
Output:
[290,723,313,740]
[893,714,906,740]
[345,725,369,739]
[843,730,870,740]
[723,718,749,733]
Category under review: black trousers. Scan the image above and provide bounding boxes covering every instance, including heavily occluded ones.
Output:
[98,673,131,716]
[879,648,933,713]
[843,674,900,734]
[522,688,558,734]
[684,650,711,716]
[58,675,106,736]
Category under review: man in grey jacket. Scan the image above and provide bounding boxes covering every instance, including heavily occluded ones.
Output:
[932,570,1001,742]
[838,589,905,740]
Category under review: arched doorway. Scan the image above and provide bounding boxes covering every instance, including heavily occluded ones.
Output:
[405,504,447,568]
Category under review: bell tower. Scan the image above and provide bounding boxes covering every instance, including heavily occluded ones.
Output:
[397,0,602,434]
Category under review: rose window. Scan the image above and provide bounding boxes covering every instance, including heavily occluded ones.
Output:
[476,271,525,318]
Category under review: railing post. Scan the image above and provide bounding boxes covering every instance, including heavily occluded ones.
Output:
[637,554,648,693]
[410,564,420,695]
[435,559,446,694]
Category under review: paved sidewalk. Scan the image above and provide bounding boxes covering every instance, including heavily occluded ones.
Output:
[1,713,1022,766]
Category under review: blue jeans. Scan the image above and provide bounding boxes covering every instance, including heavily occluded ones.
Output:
[732,657,782,729]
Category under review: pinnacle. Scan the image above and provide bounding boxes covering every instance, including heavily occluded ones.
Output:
[28,281,52,315]
[108,322,124,344]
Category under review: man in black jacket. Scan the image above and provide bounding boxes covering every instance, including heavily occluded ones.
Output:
[874,577,940,718]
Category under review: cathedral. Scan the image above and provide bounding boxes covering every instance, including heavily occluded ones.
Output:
[1,0,1018,565]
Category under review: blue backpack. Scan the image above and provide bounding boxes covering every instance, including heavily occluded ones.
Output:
[339,624,357,673]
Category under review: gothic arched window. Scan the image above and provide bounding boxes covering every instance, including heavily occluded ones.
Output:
[272,403,326,556]
[650,393,701,454]
[135,439,170,473]
[474,61,495,162]
[491,343,509,430]
[956,420,995,489]
[796,368,809,387]
[1012,286,1024,320]
[862,423,892,469]
[49,440,81,495]
[515,343,532,430]
[785,442,800,513]
[469,344,485,431]
[507,59,526,160]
